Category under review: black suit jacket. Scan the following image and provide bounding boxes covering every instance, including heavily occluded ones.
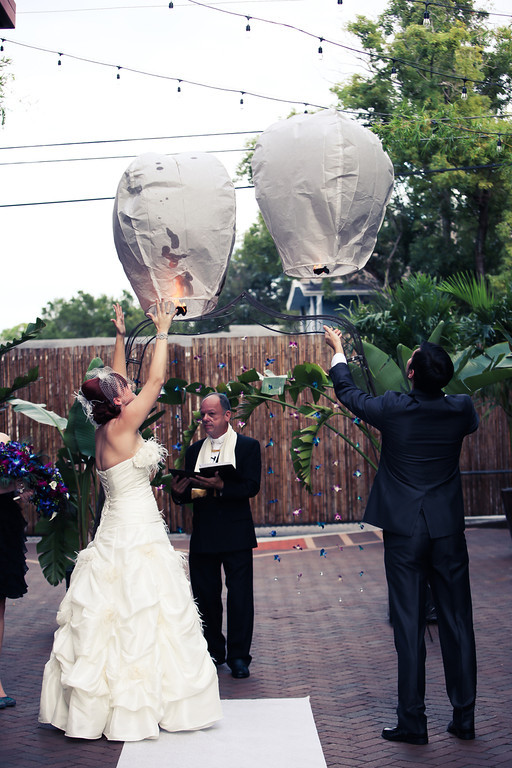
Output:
[330,362,479,538]
[172,433,261,553]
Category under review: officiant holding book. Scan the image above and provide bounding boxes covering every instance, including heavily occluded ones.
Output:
[171,393,261,679]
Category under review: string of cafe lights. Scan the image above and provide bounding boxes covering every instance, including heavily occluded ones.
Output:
[182,0,512,92]
[1,0,510,118]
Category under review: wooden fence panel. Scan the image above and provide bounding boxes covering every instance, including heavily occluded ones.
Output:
[1,336,510,535]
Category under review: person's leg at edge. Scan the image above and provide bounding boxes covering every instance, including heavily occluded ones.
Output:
[384,513,430,738]
[428,530,476,736]
[0,597,6,697]
[223,549,254,669]
[188,551,226,665]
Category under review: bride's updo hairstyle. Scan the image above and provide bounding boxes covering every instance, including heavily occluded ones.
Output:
[76,367,130,427]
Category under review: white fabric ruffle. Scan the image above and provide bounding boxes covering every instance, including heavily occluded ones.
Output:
[39,440,221,741]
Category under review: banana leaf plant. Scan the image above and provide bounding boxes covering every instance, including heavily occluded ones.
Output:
[0,318,46,406]
[159,322,512,496]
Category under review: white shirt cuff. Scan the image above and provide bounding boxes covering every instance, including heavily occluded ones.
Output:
[331,352,347,367]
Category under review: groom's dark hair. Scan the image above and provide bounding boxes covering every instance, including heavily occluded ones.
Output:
[410,341,454,393]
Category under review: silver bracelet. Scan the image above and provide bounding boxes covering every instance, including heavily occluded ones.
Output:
[155,332,168,340]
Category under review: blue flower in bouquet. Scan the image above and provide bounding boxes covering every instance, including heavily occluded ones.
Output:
[0,440,69,518]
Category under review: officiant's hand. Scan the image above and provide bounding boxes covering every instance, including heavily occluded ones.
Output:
[170,475,192,495]
[192,473,224,492]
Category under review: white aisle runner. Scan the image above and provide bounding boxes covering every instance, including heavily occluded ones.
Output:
[117,697,327,768]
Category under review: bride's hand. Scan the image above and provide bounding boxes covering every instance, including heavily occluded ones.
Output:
[111,302,126,336]
[147,299,177,335]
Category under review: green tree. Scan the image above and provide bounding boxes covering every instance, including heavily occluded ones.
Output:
[36,290,147,339]
[332,0,512,281]
[215,213,292,323]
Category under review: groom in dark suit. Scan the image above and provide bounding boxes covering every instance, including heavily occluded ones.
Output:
[324,326,478,745]
[171,393,261,680]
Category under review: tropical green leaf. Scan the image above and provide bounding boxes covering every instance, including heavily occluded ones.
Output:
[237,368,260,384]
[159,378,188,404]
[0,318,46,357]
[62,399,95,457]
[0,367,39,403]
[10,398,67,431]
[35,509,79,586]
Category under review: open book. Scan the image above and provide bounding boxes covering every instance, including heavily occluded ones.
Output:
[166,462,240,483]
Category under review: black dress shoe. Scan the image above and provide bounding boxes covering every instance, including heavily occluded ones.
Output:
[228,659,250,679]
[447,721,475,740]
[382,726,428,745]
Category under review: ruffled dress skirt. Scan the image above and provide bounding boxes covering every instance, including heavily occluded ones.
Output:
[39,443,222,741]
[0,491,28,600]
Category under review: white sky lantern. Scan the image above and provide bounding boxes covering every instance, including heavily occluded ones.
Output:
[113,152,236,318]
[251,110,394,279]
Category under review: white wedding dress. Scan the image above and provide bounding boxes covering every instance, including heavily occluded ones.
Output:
[39,439,222,741]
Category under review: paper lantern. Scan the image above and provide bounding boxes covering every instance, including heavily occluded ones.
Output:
[113,152,236,318]
[251,109,394,278]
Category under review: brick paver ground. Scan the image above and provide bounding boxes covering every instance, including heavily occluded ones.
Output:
[1,522,511,768]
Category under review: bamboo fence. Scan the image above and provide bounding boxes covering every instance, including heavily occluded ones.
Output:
[1,335,510,535]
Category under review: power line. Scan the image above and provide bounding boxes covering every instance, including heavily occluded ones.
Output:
[2,162,510,208]
[0,147,249,166]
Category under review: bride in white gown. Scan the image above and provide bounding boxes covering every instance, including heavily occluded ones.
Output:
[39,301,222,741]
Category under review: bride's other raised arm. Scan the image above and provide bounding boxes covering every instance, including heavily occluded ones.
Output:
[111,302,128,380]
[118,299,176,432]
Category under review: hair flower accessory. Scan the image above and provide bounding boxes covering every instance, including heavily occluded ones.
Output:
[0,440,69,518]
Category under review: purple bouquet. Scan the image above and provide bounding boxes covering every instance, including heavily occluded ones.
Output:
[0,440,69,518]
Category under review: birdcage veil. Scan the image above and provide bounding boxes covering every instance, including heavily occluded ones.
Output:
[75,367,130,427]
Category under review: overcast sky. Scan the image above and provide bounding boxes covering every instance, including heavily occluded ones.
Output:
[0,0,509,332]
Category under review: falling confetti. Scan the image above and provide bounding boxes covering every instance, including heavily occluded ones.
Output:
[292,508,302,516]
[274,555,281,562]
[338,546,343,551]
[335,514,342,520]
[289,341,298,348]
[313,437,320,446]
[293,544,303,550]
[267,467,274,474]
[270,530,277,537]
[170,359,178,364]
[355,442,360,448]
[312,381,318,387]
[268,499,278,504]
[242,336,248,341]
[353,469,362,478]
[218,362,226,369]
[359,545,364,551]
[266,439,274,447]
[291,412,299,419]
[314,412,322,419]
[240,365,248,373]
[315,465,322,470]
[193,355,202,361]
[174,386,181,392]
[332,460,339,466]
[269,412,275,418]
[357,495,363,502]
[359,523,365,528]
[238,420,246,428]
[320,549,327,557]
[297,573,302,581]
[332,485,342,493]
[313,492,322,497]
[359,571,364,576]
[317,522,325,529]
[172,442,182,451]
[338,574,343,581]
[353,417,361,425]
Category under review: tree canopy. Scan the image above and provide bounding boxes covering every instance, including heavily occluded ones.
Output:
[332,0,512,284]
[34,290,147,339]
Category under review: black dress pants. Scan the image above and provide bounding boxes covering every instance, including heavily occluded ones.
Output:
[189,548,254,666]
[384,512,476,734]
